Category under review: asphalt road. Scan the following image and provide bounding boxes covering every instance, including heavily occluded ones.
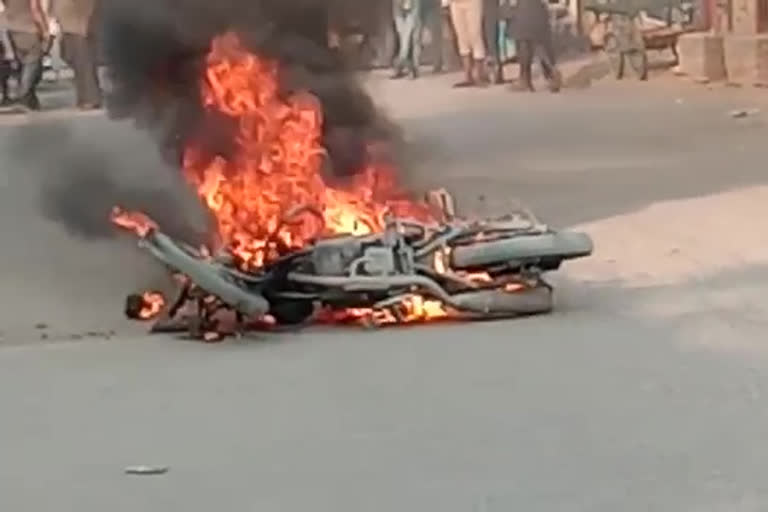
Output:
[1,75,768,511]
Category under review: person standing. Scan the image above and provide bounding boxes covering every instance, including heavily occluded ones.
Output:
[423,0,446,73]
[482,0,504,84]
[0,26,13,105]
[2,0,50,110]
[448,0,487,87]
[391,0,423,79]
[51,0,101,109]
[499,0,516,62]
[0,2,12,104]
[432,0,462,72]
[367,0,396,69]
[511,0,561,92]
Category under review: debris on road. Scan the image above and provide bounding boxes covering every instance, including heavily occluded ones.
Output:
[124,465,169,476]
[84,330,116,340]
[729,108,760,118]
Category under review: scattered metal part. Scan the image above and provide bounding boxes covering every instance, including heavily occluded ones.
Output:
[203,331,224,342]
[730,108,761,118]
[85,331,113,339]
[124,466,169,476]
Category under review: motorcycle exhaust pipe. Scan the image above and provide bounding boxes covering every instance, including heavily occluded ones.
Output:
[450,287,553,315]
[288,272,552,316]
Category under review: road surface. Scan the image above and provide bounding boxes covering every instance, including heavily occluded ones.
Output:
[1,75,768,511]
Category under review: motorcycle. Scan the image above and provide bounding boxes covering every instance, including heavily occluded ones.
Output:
[123,202,593,336]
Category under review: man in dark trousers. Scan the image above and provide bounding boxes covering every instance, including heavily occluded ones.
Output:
[391,0,423,79]
[0,30,14,105]
[2,0,50,110]
[424,0,458,73]
[423,0,442,72]
[511,0,561,92]
[482,0,503,84]
[52,0,101,109]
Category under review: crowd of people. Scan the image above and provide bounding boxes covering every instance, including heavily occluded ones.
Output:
[390,0,562,92]
[0,0,101,112]
[0,0,562,115]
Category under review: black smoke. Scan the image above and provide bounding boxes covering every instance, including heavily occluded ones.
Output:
[20,123,211,244]
[99,0,399,177]
[32,0,401,243]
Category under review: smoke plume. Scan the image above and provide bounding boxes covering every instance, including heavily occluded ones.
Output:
[99,0,398,177]
[21,123,210,243]
[35,0,401,241]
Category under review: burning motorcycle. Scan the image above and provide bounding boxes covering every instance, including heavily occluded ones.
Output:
[116,193,592,339]
[110,34,593,340]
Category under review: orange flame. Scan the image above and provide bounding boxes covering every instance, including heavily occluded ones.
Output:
[319,295,449,325]
[139,291,166,320]
[182,32,433,270]
[111,207,157,238]
[115,33,449,324]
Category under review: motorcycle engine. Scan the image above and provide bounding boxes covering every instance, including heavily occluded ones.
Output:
[310,236,397,276]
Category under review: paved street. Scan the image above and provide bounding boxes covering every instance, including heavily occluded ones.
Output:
[1,74,768,511]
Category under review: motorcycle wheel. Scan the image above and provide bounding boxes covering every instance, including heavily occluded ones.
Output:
[451,231,593,269]
[269,299,315,325]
